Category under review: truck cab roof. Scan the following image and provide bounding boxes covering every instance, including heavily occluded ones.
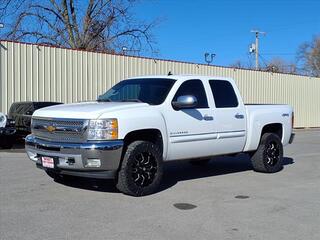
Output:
[127,75,235,83]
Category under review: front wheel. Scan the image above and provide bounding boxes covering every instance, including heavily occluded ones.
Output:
[116,141,163,196]
[251,133,284,173]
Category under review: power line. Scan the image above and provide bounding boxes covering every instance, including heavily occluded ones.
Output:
[260,53,296,56]
[258,54,269,68]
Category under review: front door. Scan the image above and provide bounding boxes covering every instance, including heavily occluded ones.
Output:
[163,79,217,160]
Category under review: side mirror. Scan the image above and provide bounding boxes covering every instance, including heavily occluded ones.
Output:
[172,95,198,110]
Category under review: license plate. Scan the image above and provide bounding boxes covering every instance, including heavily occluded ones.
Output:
[42,156,55,169]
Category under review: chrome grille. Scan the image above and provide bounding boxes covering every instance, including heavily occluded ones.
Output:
[31,118,89,143]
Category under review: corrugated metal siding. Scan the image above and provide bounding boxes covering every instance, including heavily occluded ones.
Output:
[1,40,319,127]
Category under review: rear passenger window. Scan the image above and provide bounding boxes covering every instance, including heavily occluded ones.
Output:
[173,80,208,108]
[209,80,238,108]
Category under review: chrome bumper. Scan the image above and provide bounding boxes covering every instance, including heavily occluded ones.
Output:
[25,134,123,179]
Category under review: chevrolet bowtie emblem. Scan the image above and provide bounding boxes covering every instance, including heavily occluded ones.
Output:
[46,125,56,132]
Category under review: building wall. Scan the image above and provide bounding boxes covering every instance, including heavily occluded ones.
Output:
[1,40,319,127]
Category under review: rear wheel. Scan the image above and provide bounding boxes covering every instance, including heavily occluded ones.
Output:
[251,133,283,173]
[116,141,163,196]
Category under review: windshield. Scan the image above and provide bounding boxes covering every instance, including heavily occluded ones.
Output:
[98,78,176,105]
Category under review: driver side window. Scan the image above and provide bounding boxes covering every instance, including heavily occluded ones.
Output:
[173,79,208,108]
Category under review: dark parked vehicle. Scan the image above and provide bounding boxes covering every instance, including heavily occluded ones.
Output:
[0,112,16,149]
[8,101,62,139]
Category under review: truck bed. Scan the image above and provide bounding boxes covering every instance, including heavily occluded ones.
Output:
[243,104,293,152]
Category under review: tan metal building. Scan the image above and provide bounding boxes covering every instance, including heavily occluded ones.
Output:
[1,40,319,128]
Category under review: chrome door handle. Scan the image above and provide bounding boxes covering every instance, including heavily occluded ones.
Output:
[235,113,244,119]
[203,115,214,121]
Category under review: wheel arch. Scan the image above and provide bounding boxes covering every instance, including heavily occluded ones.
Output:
[121,128,164,164]
[244,122,284,152]
[260,123,283,141]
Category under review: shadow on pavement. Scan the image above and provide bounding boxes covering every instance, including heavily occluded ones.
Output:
[53,154,294,194]
[159,155,294,192]
[54,177,119,193]
[0,141,26,153]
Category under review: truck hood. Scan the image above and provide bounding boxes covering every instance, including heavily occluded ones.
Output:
[33,101,149,119]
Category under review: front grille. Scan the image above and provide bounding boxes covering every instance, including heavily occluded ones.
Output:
[32,118,89,143]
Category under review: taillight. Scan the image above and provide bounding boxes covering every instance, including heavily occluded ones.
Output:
[291,112,294,128]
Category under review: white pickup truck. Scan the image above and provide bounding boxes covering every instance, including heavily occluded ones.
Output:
[26,75,295,196]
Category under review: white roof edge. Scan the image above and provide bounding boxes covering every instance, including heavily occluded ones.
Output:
[126,75,234,81]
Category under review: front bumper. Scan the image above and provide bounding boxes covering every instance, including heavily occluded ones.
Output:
[0,127,16,136]
[25,134,123,179]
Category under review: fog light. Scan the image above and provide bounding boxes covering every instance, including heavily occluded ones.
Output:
[27,151,38,162]
[86,159,101,168]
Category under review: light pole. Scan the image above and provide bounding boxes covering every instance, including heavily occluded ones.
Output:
[122,46,128,55]
[204,53,216,65]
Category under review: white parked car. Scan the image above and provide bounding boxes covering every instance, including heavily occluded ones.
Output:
[26,75,295,196]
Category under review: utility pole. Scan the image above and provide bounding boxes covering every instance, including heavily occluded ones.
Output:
[250,30,266,70]
[0,23,4,38]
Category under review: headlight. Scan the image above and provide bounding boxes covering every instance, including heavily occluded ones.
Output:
[87,119,118,140]
[0,113,7,128]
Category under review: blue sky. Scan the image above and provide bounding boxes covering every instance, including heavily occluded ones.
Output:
[134,0,320,67]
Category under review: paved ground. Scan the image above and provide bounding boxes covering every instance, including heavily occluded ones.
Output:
[1,130,320,240]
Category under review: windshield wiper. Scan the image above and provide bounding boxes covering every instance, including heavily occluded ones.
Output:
[120,99,143,103]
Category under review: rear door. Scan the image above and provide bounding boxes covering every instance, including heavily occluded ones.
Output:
[209,79,246,154]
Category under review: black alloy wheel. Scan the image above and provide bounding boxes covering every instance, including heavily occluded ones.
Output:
[131,152,158,187]
[265,141,280,166]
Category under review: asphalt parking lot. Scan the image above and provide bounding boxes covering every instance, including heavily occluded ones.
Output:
[1,129,320,240]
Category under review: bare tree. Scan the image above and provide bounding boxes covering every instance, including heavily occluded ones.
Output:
[264,58,297,74]
[297,35,320,77]
[229,60,245,69]
[0,0,159,53]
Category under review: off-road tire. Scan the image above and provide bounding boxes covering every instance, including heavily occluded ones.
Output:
[116,141,163,196]
[251,133,284,173]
